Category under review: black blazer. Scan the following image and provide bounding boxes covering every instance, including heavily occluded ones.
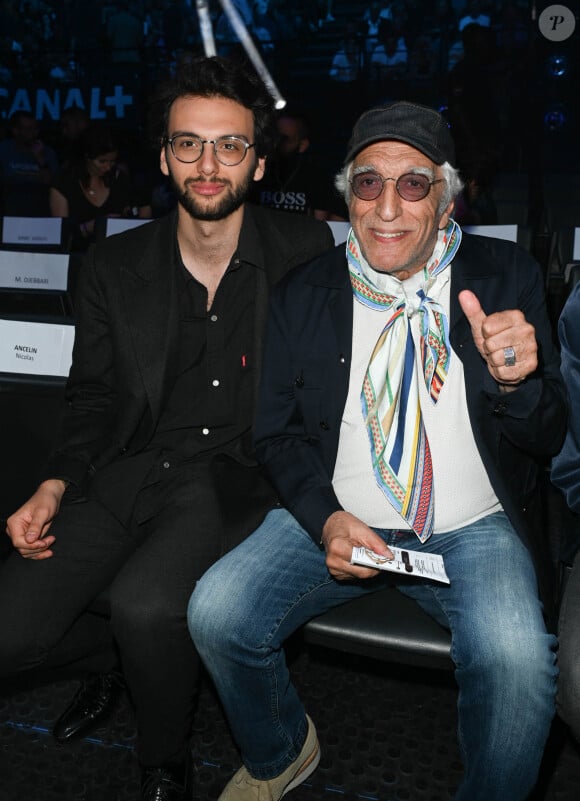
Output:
[253,233,567,596]
[43,205,334,495]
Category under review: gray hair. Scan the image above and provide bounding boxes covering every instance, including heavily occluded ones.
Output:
[335,160,464,215]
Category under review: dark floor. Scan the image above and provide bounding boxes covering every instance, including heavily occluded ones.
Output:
[1,643,579,801]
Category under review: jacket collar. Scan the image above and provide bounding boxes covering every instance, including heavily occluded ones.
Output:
[123,210,178,283]
[449,233,502,337]
[118,211,179,420]
[235,204,267,271]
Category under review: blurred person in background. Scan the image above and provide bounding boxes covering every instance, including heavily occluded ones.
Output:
[0,109,58,216]
[57,106,90,170]
[105,0,144,68]
[250,109,346,220]
[49,124,152,249]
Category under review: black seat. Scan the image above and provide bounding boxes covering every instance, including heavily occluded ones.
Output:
[304,587,453,670]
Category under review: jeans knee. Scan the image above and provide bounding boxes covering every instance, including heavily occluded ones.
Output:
[187,563,260,661]
[461,629,557,705]
[188,574,232,654]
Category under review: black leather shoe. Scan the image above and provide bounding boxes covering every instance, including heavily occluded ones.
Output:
[52,671,124,743]
[140,764,191,801]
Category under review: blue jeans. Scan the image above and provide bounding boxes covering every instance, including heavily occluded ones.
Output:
[188,509,557,801]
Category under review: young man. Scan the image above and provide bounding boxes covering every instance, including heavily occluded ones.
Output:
[189,101,565,801]
[0,57,333,801]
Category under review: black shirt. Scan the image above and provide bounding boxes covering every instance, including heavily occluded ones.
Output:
[149,235,256,463]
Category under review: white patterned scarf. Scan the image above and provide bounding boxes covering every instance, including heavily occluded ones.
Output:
[347,220,462,540]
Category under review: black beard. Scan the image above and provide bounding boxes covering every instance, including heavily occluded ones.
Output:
[169,168,255,222]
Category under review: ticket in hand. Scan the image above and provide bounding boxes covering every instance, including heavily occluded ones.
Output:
[351,546,450,584]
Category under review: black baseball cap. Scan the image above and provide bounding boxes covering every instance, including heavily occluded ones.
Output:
[344,101,455,166]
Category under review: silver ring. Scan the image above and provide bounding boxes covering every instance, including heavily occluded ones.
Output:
[503,346,516,367]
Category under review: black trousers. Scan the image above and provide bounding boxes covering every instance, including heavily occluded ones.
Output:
[0,454,276,765]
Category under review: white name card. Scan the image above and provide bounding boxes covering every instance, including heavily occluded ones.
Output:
[0,319,74,376]
[574,228,580,261]
[0,250,70,291]
[106,218,152,237]
[463,224,518,243]
[2,216,63,246]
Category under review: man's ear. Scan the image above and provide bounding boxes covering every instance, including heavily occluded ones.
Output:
[253,156,266,182]
[439,199,455,230]
[160,145,169,177]
[298,137,310,154]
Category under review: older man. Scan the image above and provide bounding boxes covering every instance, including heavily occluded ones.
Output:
[188,101,566,801]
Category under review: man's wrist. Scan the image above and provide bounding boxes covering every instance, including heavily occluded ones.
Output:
[498,382,522,394]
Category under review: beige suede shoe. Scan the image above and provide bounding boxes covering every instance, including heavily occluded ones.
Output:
[218,716,320,801]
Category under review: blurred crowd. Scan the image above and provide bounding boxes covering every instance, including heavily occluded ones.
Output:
[0,1,532,84]
[0,1,545,234]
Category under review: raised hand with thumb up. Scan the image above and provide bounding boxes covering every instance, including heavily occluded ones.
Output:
[458,289,538,389]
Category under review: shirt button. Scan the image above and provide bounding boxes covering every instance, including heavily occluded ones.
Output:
[212,379,220,387]
[210,314,218,322]
[202,428,210,436]
[163,461,170,469]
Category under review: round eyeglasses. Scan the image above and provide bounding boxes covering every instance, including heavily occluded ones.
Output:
[350,171,444,202]
[164,134,256,166]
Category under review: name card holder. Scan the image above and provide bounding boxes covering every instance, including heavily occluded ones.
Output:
[0,250,70,292]
[0,318,74,377]
[2,216,63,247]
[463,224,518,243]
